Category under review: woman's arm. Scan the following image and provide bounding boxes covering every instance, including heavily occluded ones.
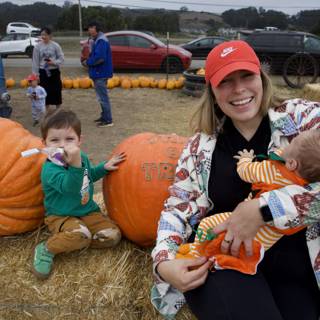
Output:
[31,45,40,75]
[152,134,211,289]
[49,42,64,67]
[214,99,320,257]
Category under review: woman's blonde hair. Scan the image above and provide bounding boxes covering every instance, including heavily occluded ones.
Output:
[190,70,275,135]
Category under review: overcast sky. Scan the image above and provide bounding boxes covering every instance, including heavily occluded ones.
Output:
[1,0,320,15]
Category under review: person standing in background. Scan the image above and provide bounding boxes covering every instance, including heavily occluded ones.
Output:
[82,22,114,128]
[32,27,64,110]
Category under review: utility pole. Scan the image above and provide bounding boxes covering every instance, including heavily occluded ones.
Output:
[78,0,83,37]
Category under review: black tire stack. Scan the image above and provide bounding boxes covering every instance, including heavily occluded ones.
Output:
[182,69,206,97]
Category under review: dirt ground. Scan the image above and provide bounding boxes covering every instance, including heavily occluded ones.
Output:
[1,64,304,320]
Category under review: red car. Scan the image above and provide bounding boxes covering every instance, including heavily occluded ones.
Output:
[80,30,192,73]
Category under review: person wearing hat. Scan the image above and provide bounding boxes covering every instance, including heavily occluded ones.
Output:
[151,40,320,320]
[26,73,47,126]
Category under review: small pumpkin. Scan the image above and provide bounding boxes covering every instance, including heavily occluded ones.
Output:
[107,78,115,89]
[131,78,140,88]
[175,78,184,89]
[150,79,158,88]
[79,77,91,89]
[140,77,150,88]
[6,78,15,88]
[72,78,80,89]
[112,76,120,87]
[103,132,187,246]
[20,79,29,88]
[63,78,73,89]
[158,79,167,89]
[166,80,175,90]
[0,118,46,235]
[121,78,132,89]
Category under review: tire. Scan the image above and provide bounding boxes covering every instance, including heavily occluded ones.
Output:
[182,86,204,98]
[162,56,183,74]
[283,53,319,88]
[25,46,34,58]
[259,54,273,74]
[184,79,205,91]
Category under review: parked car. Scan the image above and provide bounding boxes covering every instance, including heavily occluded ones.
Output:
[80,30,192,73]
[0,33,40,58]
[6,22,40,35]
[245,30,320,88]
[180,36,228,58]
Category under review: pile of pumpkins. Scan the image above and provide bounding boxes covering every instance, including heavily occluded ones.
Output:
[61,75,185,90]
[12,75,185,90]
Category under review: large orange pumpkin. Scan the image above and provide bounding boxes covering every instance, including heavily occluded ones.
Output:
[0,119,46,235]
[103,132,187,247]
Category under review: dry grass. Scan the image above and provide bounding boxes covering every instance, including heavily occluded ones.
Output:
[0,67,306,319]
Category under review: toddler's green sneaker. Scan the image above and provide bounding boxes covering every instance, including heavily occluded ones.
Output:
[32,241,54,279]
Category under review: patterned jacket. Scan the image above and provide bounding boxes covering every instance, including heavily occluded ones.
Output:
[151,99,320,319]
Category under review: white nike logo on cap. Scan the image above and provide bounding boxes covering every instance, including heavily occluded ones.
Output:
[220,47,237,57]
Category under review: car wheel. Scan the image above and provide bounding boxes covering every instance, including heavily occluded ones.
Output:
[283,53,318,88]
[162,57,183,74]
[259,54,272,74]
[25,46,34,58]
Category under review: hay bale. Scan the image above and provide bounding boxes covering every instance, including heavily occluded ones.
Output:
[302,83,320,102]
[0,193,195,320]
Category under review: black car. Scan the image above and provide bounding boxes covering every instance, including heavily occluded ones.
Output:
[245,30,320,88]
[180,36,227,58]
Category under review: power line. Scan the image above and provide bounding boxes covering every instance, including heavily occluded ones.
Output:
[77,0,320,10]
[139,0,320,10]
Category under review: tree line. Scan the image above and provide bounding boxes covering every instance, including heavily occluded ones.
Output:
[222,7,320,34]
[0,1,319,35]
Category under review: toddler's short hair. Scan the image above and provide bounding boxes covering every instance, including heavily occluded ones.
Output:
[296,130,320,182]
[41,109,81,140]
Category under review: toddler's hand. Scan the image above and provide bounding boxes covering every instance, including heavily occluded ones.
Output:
[234,149,255,161]
[63,145,81,168]
[104,152,126,171]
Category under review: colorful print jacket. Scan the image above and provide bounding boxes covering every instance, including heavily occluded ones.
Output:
[151,99,320,319]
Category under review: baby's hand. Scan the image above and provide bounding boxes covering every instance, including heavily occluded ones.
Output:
[63,144,81,168]
[104,152,126,171]
[234,149,255,161]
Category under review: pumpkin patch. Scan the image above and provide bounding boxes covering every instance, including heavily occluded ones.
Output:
[103,132,187,247]
[0,119,46,235]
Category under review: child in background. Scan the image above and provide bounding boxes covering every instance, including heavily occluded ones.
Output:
[26,73,46,126]
[32,108,126,279]
[177,129,320,274]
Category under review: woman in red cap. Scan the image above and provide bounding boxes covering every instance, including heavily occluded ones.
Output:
[151,40,320,320]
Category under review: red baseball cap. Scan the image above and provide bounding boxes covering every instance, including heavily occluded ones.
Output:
[205,40,261,88]
[26,73,38,81]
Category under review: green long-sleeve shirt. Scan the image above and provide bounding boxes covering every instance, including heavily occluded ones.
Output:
[41,151,107,216]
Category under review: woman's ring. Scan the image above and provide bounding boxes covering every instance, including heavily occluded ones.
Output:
[223,239,232,244]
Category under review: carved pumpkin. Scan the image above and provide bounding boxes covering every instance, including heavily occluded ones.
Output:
[0,119,46,235]
[103,132,187,246]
